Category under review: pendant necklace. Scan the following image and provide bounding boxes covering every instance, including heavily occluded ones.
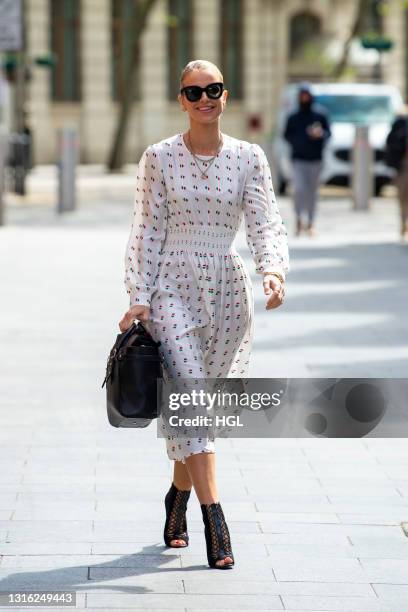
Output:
[186,130,223,179]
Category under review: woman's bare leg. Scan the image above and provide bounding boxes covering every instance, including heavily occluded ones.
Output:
[173,459,193,490]
[184,452,218,503]
[184,452,233,567]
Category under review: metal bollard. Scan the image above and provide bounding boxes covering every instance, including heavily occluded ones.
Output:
[57,127,78,213]
[352,125,373,210]
[262,138,278,188]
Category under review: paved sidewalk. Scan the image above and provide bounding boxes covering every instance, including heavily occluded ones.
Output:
[1,175,408,611]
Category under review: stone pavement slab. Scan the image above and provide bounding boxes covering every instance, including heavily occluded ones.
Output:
[86,593,285,608]
[1,185,408,609]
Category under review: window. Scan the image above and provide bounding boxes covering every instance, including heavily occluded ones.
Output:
[315,94,394,124]
[167,0,193,100]
[50,0,81,101]
[361,0,384,35]
[111,0,141,102]
[289,12,321,60]
[220,0,243,100]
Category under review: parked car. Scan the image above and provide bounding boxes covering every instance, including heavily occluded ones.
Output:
[272,82,404,196]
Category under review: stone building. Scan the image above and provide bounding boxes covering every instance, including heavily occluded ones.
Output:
[21,0,408,164]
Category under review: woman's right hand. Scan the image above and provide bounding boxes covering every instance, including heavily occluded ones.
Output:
[119,305,150,333]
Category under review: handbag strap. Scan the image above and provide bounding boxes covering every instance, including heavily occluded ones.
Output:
[119,321,161,349]
[117,321,138,349]
[135,321,161,347]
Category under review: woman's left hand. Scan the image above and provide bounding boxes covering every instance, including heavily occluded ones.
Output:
[263,274,285,310]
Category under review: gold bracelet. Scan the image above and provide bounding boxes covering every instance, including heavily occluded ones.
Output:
[264,271,285,284]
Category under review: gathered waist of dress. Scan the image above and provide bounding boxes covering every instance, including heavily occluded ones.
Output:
[162,229,237,254]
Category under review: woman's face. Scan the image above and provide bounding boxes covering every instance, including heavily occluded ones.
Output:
[178,69,228,124]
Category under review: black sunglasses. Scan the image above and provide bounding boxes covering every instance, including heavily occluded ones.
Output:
[180,82,224,102]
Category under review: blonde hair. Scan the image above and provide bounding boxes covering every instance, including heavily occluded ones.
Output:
[179,60,224,90]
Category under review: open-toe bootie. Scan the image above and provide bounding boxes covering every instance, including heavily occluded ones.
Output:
[201,501,235,569]
[163,483,191,548]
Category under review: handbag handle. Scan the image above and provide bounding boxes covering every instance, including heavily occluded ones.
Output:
[118,320,161,349]
[134,320,161,347]
[118,321,139,346]
[102,320,161,388]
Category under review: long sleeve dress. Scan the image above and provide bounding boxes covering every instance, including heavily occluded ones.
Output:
[124,132,289,463]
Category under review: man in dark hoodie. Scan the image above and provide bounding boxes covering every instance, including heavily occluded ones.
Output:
[283,84,331,236]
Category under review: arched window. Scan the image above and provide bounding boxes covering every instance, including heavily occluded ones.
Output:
[289,11,321,60]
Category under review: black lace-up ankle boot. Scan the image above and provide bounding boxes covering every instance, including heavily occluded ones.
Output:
[163,483,191,547]
[201,501,235,569]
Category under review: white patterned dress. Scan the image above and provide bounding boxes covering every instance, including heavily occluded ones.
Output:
[124,132,290,463]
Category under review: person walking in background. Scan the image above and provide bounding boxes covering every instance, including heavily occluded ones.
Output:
[385,104,408,242]
[283,83,331,237]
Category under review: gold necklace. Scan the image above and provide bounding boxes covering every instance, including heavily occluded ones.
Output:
[186,130,223,179]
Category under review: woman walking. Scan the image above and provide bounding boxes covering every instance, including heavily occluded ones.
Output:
[119,60,289,569]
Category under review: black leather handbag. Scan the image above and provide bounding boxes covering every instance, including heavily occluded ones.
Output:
[102,321,165,428]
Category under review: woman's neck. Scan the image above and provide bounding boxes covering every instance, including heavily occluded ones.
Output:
[184,122,222,155]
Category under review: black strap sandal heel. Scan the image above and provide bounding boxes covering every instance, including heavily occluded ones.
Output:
[163,483,191,548]
[201,501,235,569]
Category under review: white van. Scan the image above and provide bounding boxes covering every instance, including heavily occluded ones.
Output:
[272,82,404,196]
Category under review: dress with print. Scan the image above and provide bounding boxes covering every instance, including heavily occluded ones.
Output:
[124,132,290,464]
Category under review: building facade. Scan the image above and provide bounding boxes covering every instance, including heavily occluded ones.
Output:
[23,0,407,164]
